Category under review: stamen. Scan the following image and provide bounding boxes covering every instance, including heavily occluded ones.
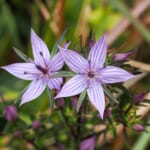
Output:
[88,71,95,78]
[36,65,48,74]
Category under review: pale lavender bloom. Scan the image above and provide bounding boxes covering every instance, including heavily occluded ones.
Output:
[80,136,96,150]
[1,29,65,106]
[55,34,134,119]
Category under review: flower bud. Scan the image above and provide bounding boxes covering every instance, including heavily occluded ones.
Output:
[89,40,95,49]
[56,90,65,108]
[103,109,111,119]
[133,124,145,132]
[57,144,65,150]
[57,98,65,108]
[80,136,96,150]
[32,121,41,129]
[112,51,132,61]
[3,105,18,122]
[13,131,22,138]
[72,98,78,109]
[133,92,145,104]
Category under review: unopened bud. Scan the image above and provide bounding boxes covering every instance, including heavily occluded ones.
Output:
[133,124,145,132]
[13,131,22,138]
[80,136,96,150]
[113,51,132,61]
[133,93,145,104]
[32,121,41,129]
[3,105,18,122]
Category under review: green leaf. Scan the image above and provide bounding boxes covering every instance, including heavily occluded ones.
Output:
[102,84,118,104]
[47,87,54,112]
[51,29,67,57]
[13,47,32,62]
[77,90,86,112]
[52,71,76,78]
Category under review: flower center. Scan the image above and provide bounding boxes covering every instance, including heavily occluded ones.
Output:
[87,71,95,78]
[36,65,48,74]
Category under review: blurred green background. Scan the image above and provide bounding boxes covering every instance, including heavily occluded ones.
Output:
[0,0,150,149]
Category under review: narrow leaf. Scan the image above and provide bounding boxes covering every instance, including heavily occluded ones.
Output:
[52,71,76,78]
[77,90,86,112]
[51,29,67,57]
[47,87,54,112]
[102,84,118,104]
[13,47,32,62]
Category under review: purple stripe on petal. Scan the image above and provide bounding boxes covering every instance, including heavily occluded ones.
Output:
[31,29,50,66]
[100,66,134,84]
[59,46,88,74]
[88,34,107,69]
[87,83,105,119]
[1,63,40,80]
[21,78,46,106]
[48,78,63,90]
[49,52,64,71]
[55,75,87,98]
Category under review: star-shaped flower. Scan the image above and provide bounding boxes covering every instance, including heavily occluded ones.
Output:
[1,29,65,106]
[55,34,134,118]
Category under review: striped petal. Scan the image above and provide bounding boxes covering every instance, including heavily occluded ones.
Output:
[87,83,105,119]
[55,75,87,98]
[1,63,39,80]
[59,46,88,74]
[20,79,47,106]
[88,34,107,69]
[31,29,50,66]
[48,77,63,90]
[100,66,134,84]
[49,52,64,71]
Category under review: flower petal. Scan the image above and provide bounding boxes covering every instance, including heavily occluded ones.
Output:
[100,66,134,84]
[31,29,50,66]
[1,63,39,80]
[48,77,63,90]
[49,52,64,71]
[55,75,87,98]
[88,34,107,69]
[21,79,46,105]
[59,46,88,73]
[87,83,105,119]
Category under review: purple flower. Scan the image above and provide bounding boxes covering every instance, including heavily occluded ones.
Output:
[80,136,96,150]
[32,120,42,129]
[3,105,18,122]
[133,124,145,132]
[55,34,134,119]
[1,29,65,106]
